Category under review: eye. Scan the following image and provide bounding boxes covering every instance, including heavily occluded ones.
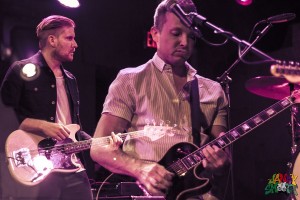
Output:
[66,36,74,41]
[171,30,181,37]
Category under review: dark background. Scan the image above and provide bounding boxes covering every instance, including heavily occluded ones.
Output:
[0,0,300,199]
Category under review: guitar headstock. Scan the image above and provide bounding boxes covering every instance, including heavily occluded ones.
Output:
[143,124,177,141]
[270,61,300,83]
[140,120,178,141]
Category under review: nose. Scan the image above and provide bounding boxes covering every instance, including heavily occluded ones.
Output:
[180,34,188,47]
[73,40,78,48]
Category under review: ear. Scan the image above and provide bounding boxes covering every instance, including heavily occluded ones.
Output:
[150,26,159,43]
[48,35,56,47]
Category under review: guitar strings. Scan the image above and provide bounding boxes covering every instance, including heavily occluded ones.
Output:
[26,128,166,155]
[26,130,141,154]
[167,97,295,176]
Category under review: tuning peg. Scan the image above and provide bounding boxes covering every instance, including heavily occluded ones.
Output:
[159,120,165,126]
[151,119,156,126]
[145,119,150,126]
[289,61,295,66]
[274,60,282,65]
[165,120,171,127]
[282,60,287,66]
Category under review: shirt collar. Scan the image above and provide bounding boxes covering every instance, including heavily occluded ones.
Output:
[152,52,197,82]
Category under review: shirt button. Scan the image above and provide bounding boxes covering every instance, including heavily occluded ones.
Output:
[172,99,179,103]
[34,87,38,91]
[51,101,55,104]
[50,117,54,121]
[51,84,55,88]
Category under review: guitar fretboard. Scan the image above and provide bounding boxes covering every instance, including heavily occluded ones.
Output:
[57,126,171,154]
[61,132,137,154]
[169,96,294,176]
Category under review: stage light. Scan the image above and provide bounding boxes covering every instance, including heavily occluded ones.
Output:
[58,0,80,8]
[22,63,37,78]
[20,63,40,81]
[236,0,253,6]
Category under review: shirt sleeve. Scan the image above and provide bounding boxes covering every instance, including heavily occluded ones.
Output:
[199,77,228,130]
[1,62,23,109]
[102,70,135,122]
[214,85,228,129]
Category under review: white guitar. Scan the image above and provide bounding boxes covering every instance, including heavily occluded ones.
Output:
[5,124,175,186]
[270,61,300,83]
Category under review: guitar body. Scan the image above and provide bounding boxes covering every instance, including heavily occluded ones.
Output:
[5,124,81,186]
[109,142,211,200]
[159,142,211,200]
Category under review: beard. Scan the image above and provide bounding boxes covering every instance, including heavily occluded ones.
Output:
[53,50,74,63]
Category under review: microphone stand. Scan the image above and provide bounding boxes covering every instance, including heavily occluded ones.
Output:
[219,23,274,200]
[191,12,275,61]
[217,23,274,128]
[190,12,276,200]
[190,13,275,124]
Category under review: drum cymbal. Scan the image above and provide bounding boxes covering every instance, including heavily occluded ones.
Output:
[245,76,300,100]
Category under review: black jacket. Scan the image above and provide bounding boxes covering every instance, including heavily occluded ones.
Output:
[1,51,90,140]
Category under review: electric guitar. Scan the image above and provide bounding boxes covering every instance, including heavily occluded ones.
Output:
[270,62,300,83]
[5,124,174,186]
[111,90,300,200]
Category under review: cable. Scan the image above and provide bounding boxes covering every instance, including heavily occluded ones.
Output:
[95,172,114,200]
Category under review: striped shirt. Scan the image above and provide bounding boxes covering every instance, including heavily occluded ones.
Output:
[102,53,228,162]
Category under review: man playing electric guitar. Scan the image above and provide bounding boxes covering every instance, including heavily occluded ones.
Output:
[90,0,231,199]
[1,15,93,200]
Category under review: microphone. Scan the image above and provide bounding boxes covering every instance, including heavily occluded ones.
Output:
[167,2,202,37]
[267,13,296,24]
[167,1,193,28]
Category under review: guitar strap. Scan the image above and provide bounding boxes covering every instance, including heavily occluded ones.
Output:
[190,77,208,147]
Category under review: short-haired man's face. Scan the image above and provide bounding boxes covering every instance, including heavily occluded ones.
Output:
[51,26,78,62]
[151,12,196,67]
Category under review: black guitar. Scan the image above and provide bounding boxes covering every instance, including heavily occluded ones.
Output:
[111,90,300,200]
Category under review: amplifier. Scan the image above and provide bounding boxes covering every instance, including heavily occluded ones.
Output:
[97,196,165,200]
[92,182,144,196]
[93,182,165,200]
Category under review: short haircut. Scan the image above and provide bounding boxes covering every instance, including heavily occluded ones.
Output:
[36,15,75,49]
[153,0,197,31]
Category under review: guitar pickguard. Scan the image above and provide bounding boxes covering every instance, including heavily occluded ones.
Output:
[37,138,79,170]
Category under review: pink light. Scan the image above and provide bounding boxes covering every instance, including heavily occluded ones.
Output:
[236,0,253,6]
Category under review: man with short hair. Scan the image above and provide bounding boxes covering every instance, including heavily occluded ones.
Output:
[91,0,231,199]
[1,15,93,200]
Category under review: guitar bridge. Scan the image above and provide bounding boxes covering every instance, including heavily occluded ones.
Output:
[12,148,32,167]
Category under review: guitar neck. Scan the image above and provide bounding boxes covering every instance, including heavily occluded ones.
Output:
[170,95,295,174]
[208,96,294,149]
[62,130,145,154]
